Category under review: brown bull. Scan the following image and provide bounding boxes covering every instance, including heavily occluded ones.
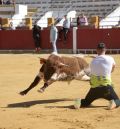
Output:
[20,54,91,95]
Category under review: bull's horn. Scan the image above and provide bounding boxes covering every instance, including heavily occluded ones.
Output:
[59,63,69,67]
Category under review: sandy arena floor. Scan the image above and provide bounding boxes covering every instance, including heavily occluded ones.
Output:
[0,54,120,129]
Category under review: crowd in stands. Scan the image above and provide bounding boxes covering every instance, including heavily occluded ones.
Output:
[0,13,88,30]
[0,0,15,5]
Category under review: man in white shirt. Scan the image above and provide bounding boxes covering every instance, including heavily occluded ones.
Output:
[74,43,120,110]
[50,23,58,54]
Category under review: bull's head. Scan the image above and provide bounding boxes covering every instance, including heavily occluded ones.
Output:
[39,58,57,81]
[39,57,70,81]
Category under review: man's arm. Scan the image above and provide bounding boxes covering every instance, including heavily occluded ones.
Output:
[111,64,115,73]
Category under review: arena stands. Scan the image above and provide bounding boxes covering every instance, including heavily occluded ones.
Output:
[15,0,120,23]
[0,4,28,29]
[0,0,120,28]
[0,0,120,29]
[100,5,120,28]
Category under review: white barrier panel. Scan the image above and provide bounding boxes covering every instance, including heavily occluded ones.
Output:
[15,4,27,15]
[73,27,78,54]
[12,4,27,28]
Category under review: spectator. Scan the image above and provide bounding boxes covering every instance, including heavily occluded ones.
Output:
[0,0,2,4]
[0,24,2,30]
[59,15,70,43]
[78,13,88,26]
[32,23,41,52]
[0,0,4,4]
[50,23,58,54]
[6,0,11,4]
[9,22,15,30]
[74,43,120,110]
[12,0,15,5]
[77,15,80,26]
[0,18,2,30]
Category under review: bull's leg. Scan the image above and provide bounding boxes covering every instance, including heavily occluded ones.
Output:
[38,72,59,93]
[38,82,48,93]
[38,79,55,93]
[19,76,41,95]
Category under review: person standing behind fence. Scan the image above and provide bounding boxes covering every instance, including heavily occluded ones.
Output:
[12,0,15,5]
[0,0,4,4]
[5,0,11,4]
[9,22,15,30]
[77,15,80,27]
[50,23,58,54]
[59,15,70,43]
[32,23,41,52]
[79,13,88,26]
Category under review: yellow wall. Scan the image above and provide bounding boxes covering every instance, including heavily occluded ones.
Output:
[1,18,10,28]
[48,17,55,26]
[25,18,32,29]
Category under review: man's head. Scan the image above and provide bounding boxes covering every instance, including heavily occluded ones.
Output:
[64,15,67,19]
[97,43,106,55]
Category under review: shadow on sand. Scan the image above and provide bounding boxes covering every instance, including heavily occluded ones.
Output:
[5,99,107,110]
[45,105,107,110]
[6,98,74,108]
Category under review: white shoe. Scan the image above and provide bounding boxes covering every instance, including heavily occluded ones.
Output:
[107,100,116,110]
[51,52,58,55]
[81,75,90,81]
[74,98,81,109]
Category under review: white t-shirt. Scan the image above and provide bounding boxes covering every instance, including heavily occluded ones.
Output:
[90,55,115,77]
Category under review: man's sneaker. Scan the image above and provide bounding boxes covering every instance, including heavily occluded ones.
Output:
[74,98,81,109]
[51,52,58,55]
[107,100,116,110]
[35,47,41,52]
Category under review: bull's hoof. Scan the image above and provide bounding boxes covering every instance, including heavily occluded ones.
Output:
[19,91,27,96]
[37,88,44,93]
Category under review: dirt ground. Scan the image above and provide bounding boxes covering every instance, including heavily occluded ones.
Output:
[0,53,120,129]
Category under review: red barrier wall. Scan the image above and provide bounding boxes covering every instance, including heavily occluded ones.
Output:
[0,30,35,49]
[0,28,120,50]
[77,28,120,49]
[0,28,73,50]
